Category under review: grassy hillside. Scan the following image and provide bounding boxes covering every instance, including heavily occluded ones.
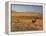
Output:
[11,11,43,32]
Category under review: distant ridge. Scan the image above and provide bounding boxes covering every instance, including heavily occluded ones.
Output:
[11,10,43,14]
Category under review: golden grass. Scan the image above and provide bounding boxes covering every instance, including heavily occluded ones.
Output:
[11,12,43,32]
[12,12,41,17]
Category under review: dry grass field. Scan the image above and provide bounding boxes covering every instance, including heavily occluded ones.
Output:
[11,11,43,32]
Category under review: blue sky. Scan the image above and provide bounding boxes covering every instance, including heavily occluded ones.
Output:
[11,4,43,13]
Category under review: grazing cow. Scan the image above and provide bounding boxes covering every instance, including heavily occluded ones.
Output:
[32,18,36,23]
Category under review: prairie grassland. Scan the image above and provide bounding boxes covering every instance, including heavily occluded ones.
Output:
[11,12,43,32]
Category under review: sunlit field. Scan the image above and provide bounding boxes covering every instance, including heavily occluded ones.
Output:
[11,11,43,32]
